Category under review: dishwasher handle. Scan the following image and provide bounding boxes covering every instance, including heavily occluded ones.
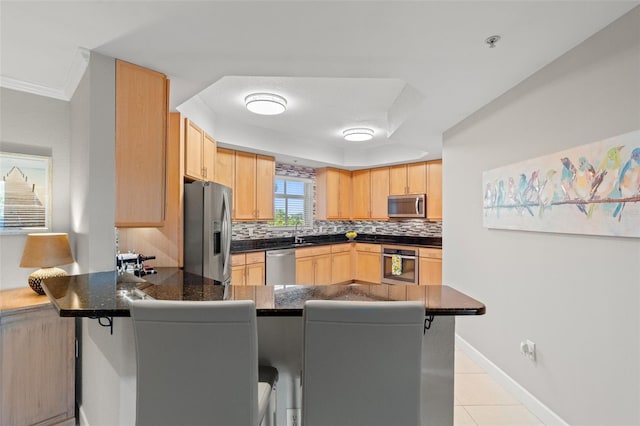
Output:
[266,249,295,257]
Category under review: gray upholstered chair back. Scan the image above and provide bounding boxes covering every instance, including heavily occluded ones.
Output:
[131,299,260,426]
[302,300,424,426]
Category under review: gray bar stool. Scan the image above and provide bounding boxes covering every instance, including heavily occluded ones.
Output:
[302,300,424,426]
[131,299,277,426]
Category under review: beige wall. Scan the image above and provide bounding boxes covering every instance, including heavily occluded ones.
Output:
[444,8,639,425]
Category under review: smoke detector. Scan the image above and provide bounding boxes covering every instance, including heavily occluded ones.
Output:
[485,35,501,48]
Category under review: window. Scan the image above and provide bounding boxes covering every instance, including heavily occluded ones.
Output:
[272,176,313,227]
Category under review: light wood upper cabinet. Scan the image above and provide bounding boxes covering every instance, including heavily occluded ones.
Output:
[115,59,168,227]
[234,152,274,221]
[351,169,371,219]
[389,162,427,195]
[203,134,216,180]
[256,154,275,221]
[234,151,257,220]
[214,147,235,189]
[370,167,390,219]
[184,119,216,181]
[427,160,442,221]
[316,167,352,220]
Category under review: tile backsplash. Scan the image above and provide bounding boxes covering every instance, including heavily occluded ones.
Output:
[232,162,442,240]
[232,219,442,240]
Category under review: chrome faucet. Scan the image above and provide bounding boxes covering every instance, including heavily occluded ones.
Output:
[294,224,304,244]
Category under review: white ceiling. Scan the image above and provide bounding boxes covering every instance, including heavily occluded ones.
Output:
[1,1,637,169]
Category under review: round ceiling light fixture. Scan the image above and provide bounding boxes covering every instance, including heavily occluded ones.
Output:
[245,93,287,115]
[343,127,374,142]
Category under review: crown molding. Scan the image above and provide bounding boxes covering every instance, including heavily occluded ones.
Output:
[0,47,90,102]
[0,76,68,100]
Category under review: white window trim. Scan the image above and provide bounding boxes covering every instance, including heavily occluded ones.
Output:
[271,175,314,228]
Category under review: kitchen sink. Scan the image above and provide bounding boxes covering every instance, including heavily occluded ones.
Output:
[293,242,314,247]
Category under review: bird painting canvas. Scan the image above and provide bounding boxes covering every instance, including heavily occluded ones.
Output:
[482,130,640,238]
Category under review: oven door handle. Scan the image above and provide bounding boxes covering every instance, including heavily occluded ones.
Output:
[383,254,417,260]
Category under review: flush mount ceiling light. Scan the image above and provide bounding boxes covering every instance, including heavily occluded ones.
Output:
[343,127,374,142]
[245,93,287,115]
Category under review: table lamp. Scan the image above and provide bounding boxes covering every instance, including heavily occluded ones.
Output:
[20,233,74,295]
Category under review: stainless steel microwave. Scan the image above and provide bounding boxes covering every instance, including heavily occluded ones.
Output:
[387,194,426,218]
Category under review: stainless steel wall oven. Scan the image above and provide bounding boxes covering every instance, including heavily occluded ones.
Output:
[381,246,419,285]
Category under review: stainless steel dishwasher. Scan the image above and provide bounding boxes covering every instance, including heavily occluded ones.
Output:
[266,248,296,285]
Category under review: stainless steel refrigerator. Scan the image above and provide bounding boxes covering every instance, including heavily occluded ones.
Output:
[183,181,232,284]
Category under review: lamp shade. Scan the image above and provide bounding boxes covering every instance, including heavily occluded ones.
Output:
[20,233,74,268]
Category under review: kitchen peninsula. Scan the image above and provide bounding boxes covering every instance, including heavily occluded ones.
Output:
[42,269,485,426]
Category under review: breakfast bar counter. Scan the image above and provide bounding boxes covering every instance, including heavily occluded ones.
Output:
[41,268,485,318]
[41,268,485,426]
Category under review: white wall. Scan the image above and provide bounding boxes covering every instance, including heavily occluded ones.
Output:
[443,8,639,425]
[69,52,116,274]
[0,88,71,290]
[70,51,122,426]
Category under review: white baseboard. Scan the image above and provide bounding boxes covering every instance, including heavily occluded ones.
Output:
[455,334,568,426]
[79,405,90,426]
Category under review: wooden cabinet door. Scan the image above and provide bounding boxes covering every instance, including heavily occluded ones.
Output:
[338,169,352,219]
[331,251,353,284]
[234,152,257,220]
[232,265,246,286]
[427,160,442,221]
[407,162,427,194]
[389,164,407,195]
[419,257,442,285]
[315,254,332,285]
[215,148,235,189]
[246,262,265,286]
[370,167,389,219]
[115,59,167,227]
[296,257,315,285]
[184,119,204,180]
[1,306,75,426]
[351,169,370,219]
[255,155,275,220]
[355,251,381,283]
[325,168,341,219]
[202,133,216,181]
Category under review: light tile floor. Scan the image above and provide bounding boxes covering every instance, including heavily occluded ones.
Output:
[454,348,544,426]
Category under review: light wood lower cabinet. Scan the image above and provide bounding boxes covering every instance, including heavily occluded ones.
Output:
[419,247,442,285]
[331,244,353,284]
[231,252,265,286]
[296,246,332,285]
[354,243,381,284]
[1,294,75,426]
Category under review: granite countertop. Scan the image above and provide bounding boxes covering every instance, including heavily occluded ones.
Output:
[40,267,484,318]
[231,233,442,253]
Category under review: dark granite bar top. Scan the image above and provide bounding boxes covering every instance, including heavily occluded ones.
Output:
[41,267,484,318]
[231,233,442,253]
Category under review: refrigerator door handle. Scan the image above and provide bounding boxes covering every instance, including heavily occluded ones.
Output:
[221,190,232,280]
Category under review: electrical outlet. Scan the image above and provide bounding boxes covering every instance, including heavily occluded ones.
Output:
[248,228,254,237]
[520,339,536,361]
[286,408,301,426]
